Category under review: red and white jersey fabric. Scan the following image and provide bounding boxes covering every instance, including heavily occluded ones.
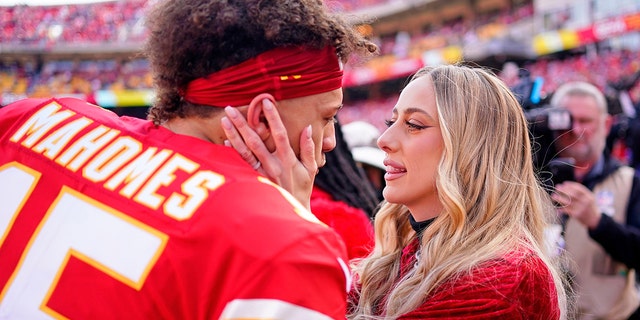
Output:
[0,98,350,320]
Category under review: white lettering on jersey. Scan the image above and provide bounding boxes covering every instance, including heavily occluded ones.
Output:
[105,147,173,195]
[32,117,92,159]
[165,170,224,220]
[8,101,224,221]
[0,184,167,319]
[10,102,74,147]
[84,136,142,182]
[56,125,121,170]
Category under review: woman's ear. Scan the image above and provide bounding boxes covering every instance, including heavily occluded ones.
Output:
[247,93,276,129]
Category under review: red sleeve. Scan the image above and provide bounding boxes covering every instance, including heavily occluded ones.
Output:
[213,182,351,320]
[400,252,560,320]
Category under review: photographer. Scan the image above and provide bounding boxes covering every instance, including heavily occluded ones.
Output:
[549,81,640,319]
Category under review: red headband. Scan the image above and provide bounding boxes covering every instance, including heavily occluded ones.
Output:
[182,45,344,107]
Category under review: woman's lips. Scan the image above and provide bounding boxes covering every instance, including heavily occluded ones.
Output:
[383,159,406,181]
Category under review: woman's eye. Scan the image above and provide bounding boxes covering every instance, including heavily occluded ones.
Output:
[406,121,427,130]
[385,119,427,130]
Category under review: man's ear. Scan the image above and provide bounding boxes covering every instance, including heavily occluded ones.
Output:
[247,93,276,129]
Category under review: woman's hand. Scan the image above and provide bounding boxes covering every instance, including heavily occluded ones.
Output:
[220,99,317,210]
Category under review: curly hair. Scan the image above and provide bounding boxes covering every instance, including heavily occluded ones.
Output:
[144,0,377,124]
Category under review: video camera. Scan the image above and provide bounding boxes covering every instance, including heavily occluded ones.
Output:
[525,105,573,177]
[510,70,574,186]
[526,106,573,134]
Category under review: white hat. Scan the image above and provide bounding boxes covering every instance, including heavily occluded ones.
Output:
[342,121,386,170]
[351,146,386,170]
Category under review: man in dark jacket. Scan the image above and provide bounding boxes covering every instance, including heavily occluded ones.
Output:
[550,81,640,320]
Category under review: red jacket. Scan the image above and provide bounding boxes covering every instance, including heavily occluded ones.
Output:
[353,238,561,319]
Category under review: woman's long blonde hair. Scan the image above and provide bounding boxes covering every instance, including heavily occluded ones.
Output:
[348,64,568,319]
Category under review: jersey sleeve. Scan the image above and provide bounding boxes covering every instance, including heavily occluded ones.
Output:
[218,233,350,320]
[211,181,351,320]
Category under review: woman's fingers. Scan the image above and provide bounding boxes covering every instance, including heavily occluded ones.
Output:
[220,101,316,209]
[252,100,287,178]
[261,99,294,161]
[221,107,267,171]
[299,125,317,175]
[259,99,316,175]
[256,99,314,208]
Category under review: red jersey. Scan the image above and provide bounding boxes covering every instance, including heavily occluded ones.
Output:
[0,98,350,319]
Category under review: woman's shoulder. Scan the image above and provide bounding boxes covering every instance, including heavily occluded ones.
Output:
[409,248,559,319]
[449,248,555,297]
[473,249,560,318]
[465,248,556,295]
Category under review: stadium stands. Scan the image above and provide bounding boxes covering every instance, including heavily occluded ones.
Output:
[1,0,639,131]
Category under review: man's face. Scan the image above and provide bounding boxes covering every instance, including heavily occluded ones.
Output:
[274,89,343,167]
[554,94,611,165]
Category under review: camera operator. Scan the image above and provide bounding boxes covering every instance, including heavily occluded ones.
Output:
[607,69,640,171]
[549,81,640,320]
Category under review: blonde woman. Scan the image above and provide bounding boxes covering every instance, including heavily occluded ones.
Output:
[347,64,568,319]
[222,64,569,319]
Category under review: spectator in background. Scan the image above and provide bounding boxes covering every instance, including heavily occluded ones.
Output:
[628,107,640,171]
[342,120,387,202]
[499,61,520,88]
[0,0,377,319]
[348,64,568,318]
[310,119,380,260]
[606,69,640,170]
[549,81,640,319]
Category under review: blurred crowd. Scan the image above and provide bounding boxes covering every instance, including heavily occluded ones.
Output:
[1,0,147,45]
[0,58,151,97]
[370,2,534,58]
[0,0,396,45]
[341,49,640,131]
[1,0,535,98]
[1,0,640,131]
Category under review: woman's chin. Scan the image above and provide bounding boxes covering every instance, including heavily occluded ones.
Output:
[382,189,403,205]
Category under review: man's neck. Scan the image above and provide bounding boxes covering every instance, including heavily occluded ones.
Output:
[162,116,225,145]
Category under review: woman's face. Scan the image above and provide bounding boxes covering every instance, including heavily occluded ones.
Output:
[377,75,444,221]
